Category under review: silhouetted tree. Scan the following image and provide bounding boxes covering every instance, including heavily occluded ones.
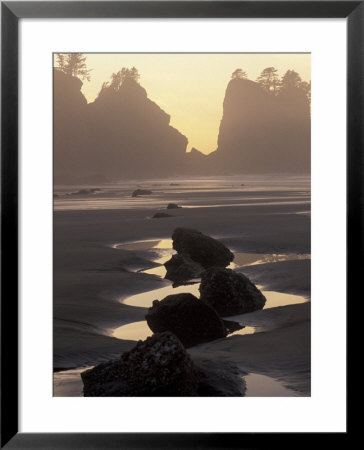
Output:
[231,68,248,80]
[55,53,92,81]
[97,67,141,98]
[300,80,311,106]
[55,54,66,71]
[280,70,302,90]
[120,66,140,83]
[256,67,280,94]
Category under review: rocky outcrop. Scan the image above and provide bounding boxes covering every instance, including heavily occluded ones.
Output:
[199,267,266,316]
[145,293,227,347]
[164,254,204,283]
[54,71,188,184]
[81,332,199,396]
[172,228,234,269]
[212,77,310,174]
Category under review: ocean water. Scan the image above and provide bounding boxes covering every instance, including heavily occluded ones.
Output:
[54,174,310,211]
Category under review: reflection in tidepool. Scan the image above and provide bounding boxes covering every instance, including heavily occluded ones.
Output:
[120,283,307,309]
[113,320,153,341]
[53,367,92,397]
[112,320,255,341]
[121,283,200,308]
[113,239,173,251]
[53,365,296,397]
[230,252,310,268]
[244,373,297,397]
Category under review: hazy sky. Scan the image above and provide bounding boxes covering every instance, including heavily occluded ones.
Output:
[59,53,310,154]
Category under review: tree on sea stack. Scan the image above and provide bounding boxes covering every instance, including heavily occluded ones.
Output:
[55,53,92,81]
[280,69,302,90]
[231,68,248,80]
[97,67,141,97]
[256,67,280,94]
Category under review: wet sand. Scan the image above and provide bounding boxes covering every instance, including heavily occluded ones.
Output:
[53,177,310,395]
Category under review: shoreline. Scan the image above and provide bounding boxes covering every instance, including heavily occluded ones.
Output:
[53,179,310,395]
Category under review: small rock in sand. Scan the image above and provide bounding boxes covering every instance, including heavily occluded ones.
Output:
[152,212,173,219]
[166,203,181,209]
[199,267,266,316]
[131,189,152,197]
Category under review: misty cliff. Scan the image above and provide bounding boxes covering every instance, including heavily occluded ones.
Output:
[210,78,310,173]
[54,69,188,183]
[54,71,310,183]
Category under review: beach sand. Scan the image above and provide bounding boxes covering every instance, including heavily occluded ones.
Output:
[53,176,310,396]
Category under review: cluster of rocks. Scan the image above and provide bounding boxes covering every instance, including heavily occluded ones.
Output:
[164,228,234,283]
[81,332,246,397]
[146,228,266,347]
[81,229,266,397]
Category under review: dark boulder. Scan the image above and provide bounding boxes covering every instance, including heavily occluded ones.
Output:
[132,189,152,197]
[81,332,199,396]
[167,203,181,209]
[152,212,173,219]
[199,268,266,316]
[145,293,227,347]
[172,228,234,269]
[164,254,204,283]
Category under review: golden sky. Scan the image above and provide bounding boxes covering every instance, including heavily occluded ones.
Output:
[59,53,310,154]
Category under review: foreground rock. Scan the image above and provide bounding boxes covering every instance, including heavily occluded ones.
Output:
[199,268,266,316]
[172,228,234,269]
[131,189,152,197]
[167,203,181,209]
[145,293,227,347]
[152,212,173,219]
[164,254,204,283]
[81,332,198,396]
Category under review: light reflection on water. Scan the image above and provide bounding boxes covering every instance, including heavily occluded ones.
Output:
[112,320,256,341]
[53,366,295,397]
[111,239,308,349]
[113,239,310,278]
[244,373,296,397]
[119,283,307,309]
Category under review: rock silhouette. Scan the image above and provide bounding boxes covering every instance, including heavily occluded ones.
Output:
[54,70,188,184]
[81,332,198,396]
[54,70,310,183]
[199,267,266,316]
[210,78,310,174]
[152,212,173,218]
[145,293,227,347]
[131,189,152,197]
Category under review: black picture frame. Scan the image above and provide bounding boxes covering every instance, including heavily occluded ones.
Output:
[1,1,358,448]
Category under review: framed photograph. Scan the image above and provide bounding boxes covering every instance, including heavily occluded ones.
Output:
[1,1,358,447]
